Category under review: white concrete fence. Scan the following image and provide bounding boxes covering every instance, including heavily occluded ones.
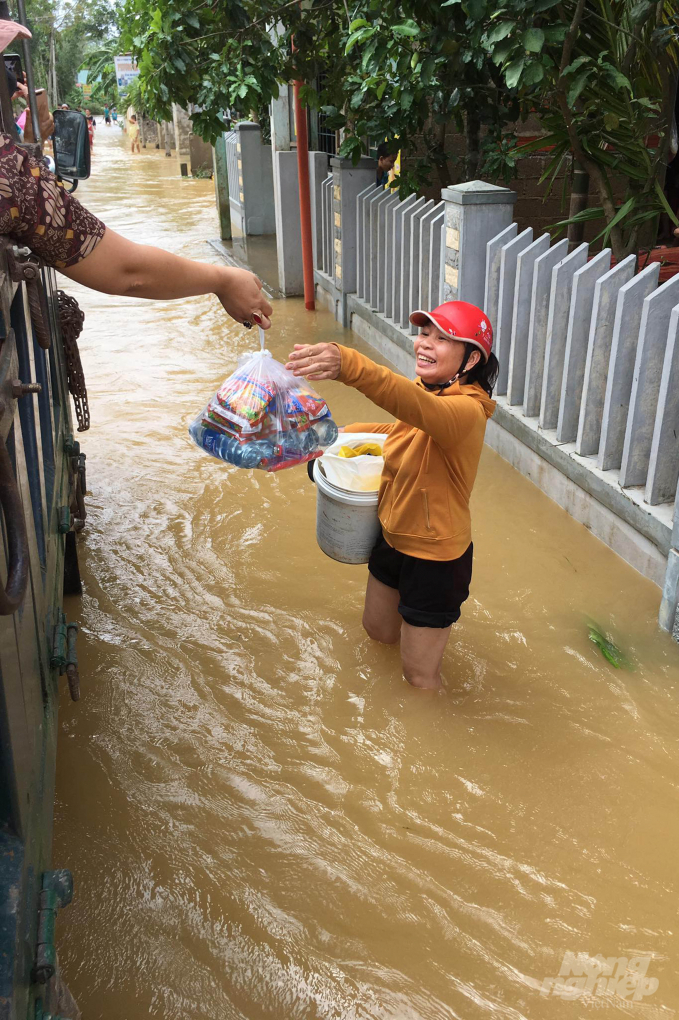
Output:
[485,223,679,636]
[313,166,679,639]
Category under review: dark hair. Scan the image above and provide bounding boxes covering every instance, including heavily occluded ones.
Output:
[462,343,499,397]
[377,141,398,159]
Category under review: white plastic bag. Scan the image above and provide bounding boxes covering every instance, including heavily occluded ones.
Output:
[189,348,338,471]
[319,432,386,492]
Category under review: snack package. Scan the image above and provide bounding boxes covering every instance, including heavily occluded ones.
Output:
[189,348,338,472]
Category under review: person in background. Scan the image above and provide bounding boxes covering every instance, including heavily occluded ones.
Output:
[128,113,141,154]
[84,108,95,149]
[286,301,498,691]
[376,141,398,188]
[104,103,111,126]
[111,106,118,125]
[60,103,69,110]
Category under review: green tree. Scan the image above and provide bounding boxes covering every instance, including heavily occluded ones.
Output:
[477,0,679,258]
[119,0,518,190]
[119,0,678,256]
[22,0,122,106]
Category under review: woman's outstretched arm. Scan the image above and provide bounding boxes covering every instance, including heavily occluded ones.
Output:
[61,227,273,328]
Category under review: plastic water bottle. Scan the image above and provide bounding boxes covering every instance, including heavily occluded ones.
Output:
[190,423,273,469]
[300,428,320,455]
[240,440,275,468]
[281,430,304,457]
[314,417,338,448]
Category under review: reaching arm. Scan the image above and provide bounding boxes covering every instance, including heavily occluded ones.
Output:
[342,422,395,434]
[0,132,272,328]
[61,227,272,327]
[286,343,483,446]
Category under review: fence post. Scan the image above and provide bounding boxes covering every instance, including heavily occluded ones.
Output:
[576,255,637,456]
[506,234,550,407]
[385,194,416,318]
[523,239,568,417]
[597,262,659,468]
[212,132,231,241]
[484,223,517,334]
[309,152,330,270]
[539,242,589,429]
[163,120,174,157]
[494,227,533,395]
[397,197,426,329]
[441,180,517,309]
[275,150,303,295]
[236,122,275,236]
[557,249,612,443]
[660,480,679,633]
[331,156,376,326]
[646,305,679,505]
[172,104,192,173]
[619,274,679,487]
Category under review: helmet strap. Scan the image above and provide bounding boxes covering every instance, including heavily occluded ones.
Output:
[422,344,474,392]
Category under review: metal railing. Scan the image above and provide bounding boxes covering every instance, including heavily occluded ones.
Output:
[314,181,445,333]
[224,130,241,217]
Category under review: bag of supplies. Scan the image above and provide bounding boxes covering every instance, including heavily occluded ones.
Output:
[189,347,338,472]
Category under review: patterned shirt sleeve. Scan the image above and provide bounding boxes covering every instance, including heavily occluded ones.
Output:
[0,132,105,269]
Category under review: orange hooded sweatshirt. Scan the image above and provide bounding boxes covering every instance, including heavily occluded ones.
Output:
[337,345,496,561]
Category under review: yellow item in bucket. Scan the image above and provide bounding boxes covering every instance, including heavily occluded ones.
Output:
[337,443,382,459]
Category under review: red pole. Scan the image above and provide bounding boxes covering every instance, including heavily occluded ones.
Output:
[293,80,315,311]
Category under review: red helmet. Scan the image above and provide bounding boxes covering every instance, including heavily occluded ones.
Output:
[409,301,493,362]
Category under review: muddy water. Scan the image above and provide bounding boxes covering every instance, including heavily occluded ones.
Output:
[53,128,679,1020]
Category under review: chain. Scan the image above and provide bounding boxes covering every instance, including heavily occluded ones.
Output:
[57,290,90,432]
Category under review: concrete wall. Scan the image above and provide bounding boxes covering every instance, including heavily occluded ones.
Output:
[189,134,213,174]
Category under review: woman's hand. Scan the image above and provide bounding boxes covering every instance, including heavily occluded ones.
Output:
[285,343,341,380]
[215,266,273,328]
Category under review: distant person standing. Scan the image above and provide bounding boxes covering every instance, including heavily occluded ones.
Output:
[128,113,141,154]
[104,103,111,126]
[84,108,95,149]
[111,106,118,126]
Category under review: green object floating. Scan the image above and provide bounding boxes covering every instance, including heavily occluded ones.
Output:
[587,622,631,669]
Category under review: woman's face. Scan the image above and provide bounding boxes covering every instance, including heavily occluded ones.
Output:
[413,325,479,385]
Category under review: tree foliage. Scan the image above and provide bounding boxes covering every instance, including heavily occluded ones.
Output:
[120,0,679,257]
[23,0,121,106]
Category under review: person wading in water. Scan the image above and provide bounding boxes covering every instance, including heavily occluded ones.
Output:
[287,301,497,691]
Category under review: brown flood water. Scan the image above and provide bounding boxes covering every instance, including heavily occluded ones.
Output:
[54,128,679,1020]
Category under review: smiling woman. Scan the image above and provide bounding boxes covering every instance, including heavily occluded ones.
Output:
[286,300,498,689]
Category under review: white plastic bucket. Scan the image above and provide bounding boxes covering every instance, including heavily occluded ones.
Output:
[314,465,381,564]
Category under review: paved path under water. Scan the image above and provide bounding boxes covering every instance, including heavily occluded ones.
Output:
[54,126,679,1019]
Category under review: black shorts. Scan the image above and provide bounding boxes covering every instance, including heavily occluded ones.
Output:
[368,533,473,629]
